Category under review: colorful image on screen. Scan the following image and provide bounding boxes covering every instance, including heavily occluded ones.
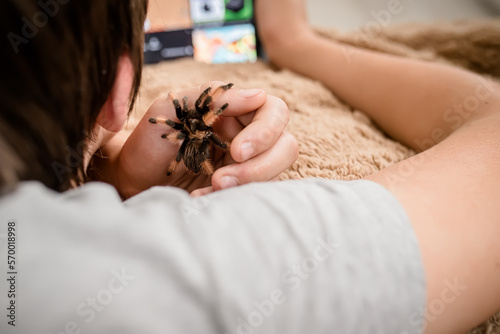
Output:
[193,24,257,64]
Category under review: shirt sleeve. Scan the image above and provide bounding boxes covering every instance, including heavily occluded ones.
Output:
[0,179,426,334]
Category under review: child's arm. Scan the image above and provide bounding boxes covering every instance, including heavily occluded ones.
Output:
[263,32,499,151]
[257,1,500,332]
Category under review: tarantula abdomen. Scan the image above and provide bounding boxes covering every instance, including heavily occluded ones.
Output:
[148,83,233,176]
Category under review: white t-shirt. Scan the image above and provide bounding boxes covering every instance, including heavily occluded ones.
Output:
[0,179,425,334]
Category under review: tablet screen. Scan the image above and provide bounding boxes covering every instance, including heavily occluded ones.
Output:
[144,0,258,64]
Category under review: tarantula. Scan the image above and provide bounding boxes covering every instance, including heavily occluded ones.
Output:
[148,83,234,176]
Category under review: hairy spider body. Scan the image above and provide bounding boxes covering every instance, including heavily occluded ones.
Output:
[149,83,234,176]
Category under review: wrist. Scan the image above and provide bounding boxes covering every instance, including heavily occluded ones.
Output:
[265,29,316,65]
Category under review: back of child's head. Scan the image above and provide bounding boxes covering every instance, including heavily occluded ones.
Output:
[0,0,147,193]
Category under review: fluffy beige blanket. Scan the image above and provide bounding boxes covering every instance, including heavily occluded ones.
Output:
[129,19,500,333]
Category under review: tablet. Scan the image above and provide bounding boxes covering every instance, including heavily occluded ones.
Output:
[144,0,259,64]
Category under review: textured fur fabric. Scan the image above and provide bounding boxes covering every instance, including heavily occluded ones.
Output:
[129,19,500,333]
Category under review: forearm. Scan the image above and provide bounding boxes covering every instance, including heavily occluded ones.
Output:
[269,34,499,151]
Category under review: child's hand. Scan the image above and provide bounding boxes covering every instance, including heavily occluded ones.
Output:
[100,82,298,199]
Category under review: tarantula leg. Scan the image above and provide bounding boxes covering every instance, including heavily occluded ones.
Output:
[201,83,234,115]
[200,139,210,158]
[199,140,214,175]
[195,87,212,112]
[173,100,184,121]
[212,83,234,96]
[176,139,188,161]
[167,160,180,177]
[213,103,228,120]
[202,112,218,127]
[149,117,184,131]
[202,103,228,127]
[182,96,189,112]
[221,83,234,91]
[210,83,234,101]
[167,139,188,176]
[207,133,228,150]
[201,160,214,175]
[166,131,186,144]
[200,95,213,115]
[215,103,229,116]
[166,119,184,130]
[170,92,186,121]
[196,83,234,115]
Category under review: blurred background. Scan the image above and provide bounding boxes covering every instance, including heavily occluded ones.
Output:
[307,0,500,30]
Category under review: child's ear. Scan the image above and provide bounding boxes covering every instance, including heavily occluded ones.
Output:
[96,53,134,133]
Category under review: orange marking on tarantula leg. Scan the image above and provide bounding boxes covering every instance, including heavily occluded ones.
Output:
[149,117,168,124]
[214,103,229,117]
[211,83,234,98]
[203,103,228,126]
[201,83,233,110]
[201,160,215,175]
[167,160,181,176]
[166,132,186,144]
[151,117,184,131]
[203,111,220,127]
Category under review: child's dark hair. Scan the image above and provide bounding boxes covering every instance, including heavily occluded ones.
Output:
[0,0,148,192]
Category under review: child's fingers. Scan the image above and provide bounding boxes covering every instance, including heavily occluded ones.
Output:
[211,131,299,191]
[230,96,291,163]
